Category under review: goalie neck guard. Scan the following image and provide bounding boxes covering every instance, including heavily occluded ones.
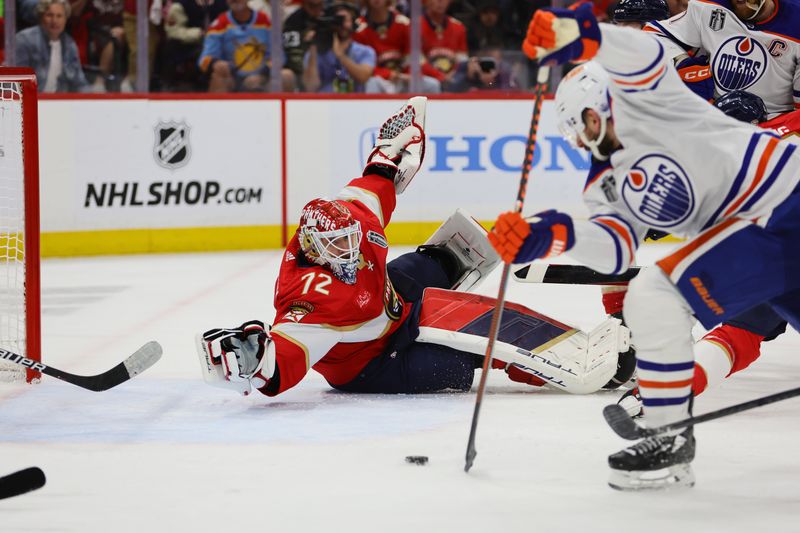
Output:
[299,198,363,284]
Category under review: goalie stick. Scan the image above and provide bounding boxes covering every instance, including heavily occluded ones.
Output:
[0,467,46,500]
[465,66,550,473]
[603,385,800,440]
[513,263,641,285]
[0,341,163,392]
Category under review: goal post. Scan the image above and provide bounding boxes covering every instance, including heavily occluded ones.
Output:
[0,68,40,383]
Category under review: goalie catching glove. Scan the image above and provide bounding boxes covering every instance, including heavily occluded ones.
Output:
[522,4,601,65]
[489,210,575,264]
[196,320,276,396]
[364,96,427,194]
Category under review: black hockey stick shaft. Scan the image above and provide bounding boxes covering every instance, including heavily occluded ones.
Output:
[465,66,550,473]
[0,467,46,500]
[0,341,162,392]
[604,385,800,440]
[513,264,641,285]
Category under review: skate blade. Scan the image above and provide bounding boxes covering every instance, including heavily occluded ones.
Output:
[608,463,695,491]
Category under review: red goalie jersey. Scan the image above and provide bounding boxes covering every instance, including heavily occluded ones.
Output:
[265,173,411,396]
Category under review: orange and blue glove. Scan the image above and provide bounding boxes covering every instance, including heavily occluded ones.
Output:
[522,4,601,66]
[489,210,575,264]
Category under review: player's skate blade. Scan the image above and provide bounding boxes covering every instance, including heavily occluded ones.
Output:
[608,463,695,491]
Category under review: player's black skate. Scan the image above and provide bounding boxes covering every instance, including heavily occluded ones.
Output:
[608,427,695,491]
[617,386,643,418]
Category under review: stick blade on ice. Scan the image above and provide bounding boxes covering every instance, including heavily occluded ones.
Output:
[123,341,163,378]
[92,341,163,391]
[603,404,646,440]
[0,467,46,500]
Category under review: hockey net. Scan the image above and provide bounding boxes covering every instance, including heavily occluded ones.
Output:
[0,69,40,383]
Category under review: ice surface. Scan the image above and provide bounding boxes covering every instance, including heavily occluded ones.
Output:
[0,244,798,532]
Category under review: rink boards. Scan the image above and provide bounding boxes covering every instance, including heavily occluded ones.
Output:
[37,95,591,256]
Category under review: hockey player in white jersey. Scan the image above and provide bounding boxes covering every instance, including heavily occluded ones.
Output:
[645,0,800,117]
[488,4,800,490]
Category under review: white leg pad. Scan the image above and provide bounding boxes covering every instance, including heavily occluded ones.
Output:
[416,317,628,394]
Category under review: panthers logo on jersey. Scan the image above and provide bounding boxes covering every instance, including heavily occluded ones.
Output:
[711,36,768,92]
[621,154,695,229]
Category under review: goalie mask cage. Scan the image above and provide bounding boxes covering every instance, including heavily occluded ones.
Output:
[0,68,41,383]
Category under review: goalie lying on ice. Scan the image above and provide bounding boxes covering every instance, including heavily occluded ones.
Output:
[196,96,632,397]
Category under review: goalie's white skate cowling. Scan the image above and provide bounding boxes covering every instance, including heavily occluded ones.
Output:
[608,462,695,491]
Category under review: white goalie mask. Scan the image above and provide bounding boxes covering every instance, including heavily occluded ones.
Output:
[299,198,363,285]
[555,61,613,161]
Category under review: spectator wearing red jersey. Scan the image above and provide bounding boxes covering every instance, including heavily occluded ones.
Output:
[355,0,441,93]
[421,0,468,90]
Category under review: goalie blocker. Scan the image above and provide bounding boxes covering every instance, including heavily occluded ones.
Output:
[417,208,500,293]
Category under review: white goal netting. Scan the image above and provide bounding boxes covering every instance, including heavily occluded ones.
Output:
[0,81,31,381]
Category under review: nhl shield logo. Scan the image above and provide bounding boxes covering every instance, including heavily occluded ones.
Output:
[709,9,726,31]
[154,121,191,169]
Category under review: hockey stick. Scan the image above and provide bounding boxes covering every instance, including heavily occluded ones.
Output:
[603,385,800,440]
[0,467,46,500]
[465,66,550,473]
[0,341,163,392]
[513,263,641,285]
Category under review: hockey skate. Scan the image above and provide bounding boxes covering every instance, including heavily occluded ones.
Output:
[608,427,696,491]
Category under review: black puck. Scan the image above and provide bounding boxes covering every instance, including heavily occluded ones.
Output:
[405,455,429,465]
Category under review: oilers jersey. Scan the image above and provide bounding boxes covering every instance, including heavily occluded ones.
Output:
[645,0,800,117]
[566,24,800,275]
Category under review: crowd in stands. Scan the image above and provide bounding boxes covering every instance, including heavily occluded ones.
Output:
[5,0,685,94]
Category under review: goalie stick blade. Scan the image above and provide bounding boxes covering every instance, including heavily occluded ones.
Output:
[603,404,650,440]
[79,341,163,392]
[0,467,46,500]
[513,264,640,285]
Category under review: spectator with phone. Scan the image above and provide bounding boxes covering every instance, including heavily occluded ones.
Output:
[302,3,376,93]
[452,46,516,91]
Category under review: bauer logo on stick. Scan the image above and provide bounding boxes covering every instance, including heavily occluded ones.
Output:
[622,154,695,229]
[154,121,191,169]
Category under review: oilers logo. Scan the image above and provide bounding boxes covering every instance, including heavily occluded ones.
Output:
[711,36,767,92]
[621,155,695,229]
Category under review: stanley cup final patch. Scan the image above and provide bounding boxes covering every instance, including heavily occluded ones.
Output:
[709,9,726,31]
[154,121,191,169]
[366,230,388,248]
